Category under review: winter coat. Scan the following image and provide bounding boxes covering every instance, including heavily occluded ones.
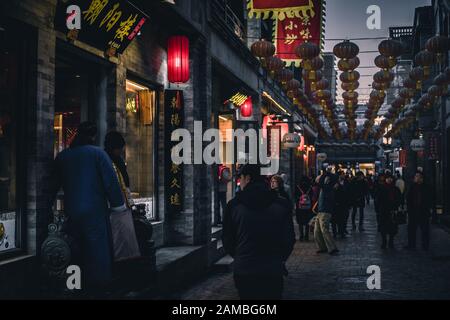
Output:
[406,183,432,220]
[222,180,296,276]
[317,173,338,214]
[349,178,368,208]
[377,183,401,235]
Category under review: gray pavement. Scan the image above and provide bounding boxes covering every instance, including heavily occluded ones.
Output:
[176,201,450,300]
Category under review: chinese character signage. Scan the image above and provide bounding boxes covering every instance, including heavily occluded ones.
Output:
[165,90,184,216]
[247,0,315,20]
[54,0,147,55]
[272,0,324,66]
[399,149,407,167]
[428,134,439,160]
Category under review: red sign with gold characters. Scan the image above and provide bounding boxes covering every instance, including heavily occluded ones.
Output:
[273,0,324,66]
[247,0,324,66]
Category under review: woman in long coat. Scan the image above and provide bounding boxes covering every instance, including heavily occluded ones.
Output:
[52,122,125,291]
[377,173,401,249]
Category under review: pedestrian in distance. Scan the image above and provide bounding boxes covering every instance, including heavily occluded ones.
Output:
[295,176,314,241]
[405,171,432,250]
[333,171,350,239]
[350,171,369,232]
[377,172,401,249]
[222,164,295,300]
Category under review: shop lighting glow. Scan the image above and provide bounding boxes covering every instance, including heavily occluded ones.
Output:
[262,91,291,116]
[126,80,148,91]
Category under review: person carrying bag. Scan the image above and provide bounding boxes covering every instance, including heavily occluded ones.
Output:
[110,163,141,262]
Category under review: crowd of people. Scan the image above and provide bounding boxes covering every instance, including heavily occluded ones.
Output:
[223,163,433,299]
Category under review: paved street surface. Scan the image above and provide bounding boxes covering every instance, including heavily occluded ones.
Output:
[174,202,450,300]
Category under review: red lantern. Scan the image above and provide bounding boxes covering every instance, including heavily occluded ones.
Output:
[240,96,253,117]
[168,36,190,83]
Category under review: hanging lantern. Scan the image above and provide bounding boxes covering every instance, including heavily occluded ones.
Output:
[333,40,359,60]
[409,67,425,90]
[286,79,301,92]
[338,57,360,71]
[399,88,415,103]
[251,39,276,59]
[302,56,324,71]
[403,78,417,90]
[315,79,329,91]
[374,55,397,70]
[415,50,436,77]
[341,81,359,92]
[240,96,253,117]
[265,56,285,76]
[168,35,190,83]
[428,85,444,97]
[425,35,449,63]
[373,70,394,84]
[340,70,360,83]
[295,42,320,60]
[418,93,435,109]
[378,39,403,65]
[276,68,294,85]
[434,73,448,91]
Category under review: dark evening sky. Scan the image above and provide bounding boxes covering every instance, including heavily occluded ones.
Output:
[324,0,431,103]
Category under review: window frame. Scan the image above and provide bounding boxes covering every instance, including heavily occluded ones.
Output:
[0,17,36,260]
[125,72,162,221]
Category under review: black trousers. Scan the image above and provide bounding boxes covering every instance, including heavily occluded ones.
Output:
[234,274,283,300]
[332,208,349,237]
[352,206,364,227]
[408,216,430,249]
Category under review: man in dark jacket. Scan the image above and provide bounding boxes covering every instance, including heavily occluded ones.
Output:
[222,164,295,300]
[405,171,432,250]
[350,172,369,232]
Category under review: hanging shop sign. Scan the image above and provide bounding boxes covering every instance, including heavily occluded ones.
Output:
[410,138,425,152]
[317,152,327,162]
[247,0,315,20]
[164,90,184,216]
[389,151,399,162]
[272,0,324,66]
[428,134,439,160]
[282,132,301,148]
[54,0,148,55]
[399,149,407,167]
[168,36,190,83]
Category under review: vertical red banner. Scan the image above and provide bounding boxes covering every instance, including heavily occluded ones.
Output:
[273,0,323,66]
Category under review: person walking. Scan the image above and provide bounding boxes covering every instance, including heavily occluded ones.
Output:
[333,171,350,239]
[222,164,295,300]
[270,175,291,203]
[51,122,126,295]
[395,172,406,212]
[350,171,369,232]
[405,171,432,250]
[314,169,339,255]
[295,176,314,241]
[373,173,386,233]
[217,164,232,226]
[377,173,401,249]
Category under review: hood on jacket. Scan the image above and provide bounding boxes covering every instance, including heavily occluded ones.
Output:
[235,180,278,210]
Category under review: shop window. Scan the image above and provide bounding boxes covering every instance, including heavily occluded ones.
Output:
[125,80,156,220]
[0,21,29,255]
[54,58,89,157]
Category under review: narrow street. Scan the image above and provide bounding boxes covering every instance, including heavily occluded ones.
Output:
[176,202,450,300]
